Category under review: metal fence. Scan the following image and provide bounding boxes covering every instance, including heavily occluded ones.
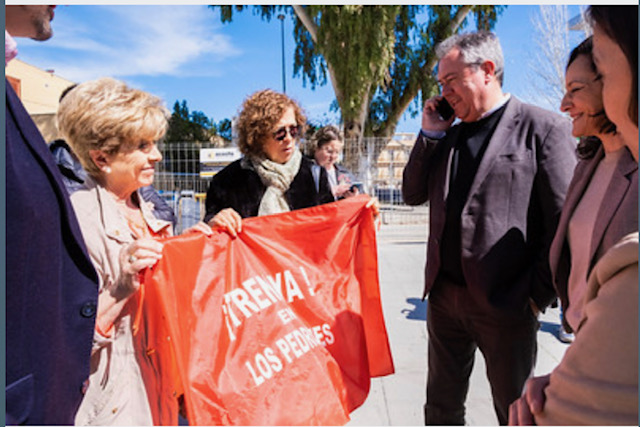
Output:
[154,141,214,233]
[154,135,428,232]
[338,135,428,225]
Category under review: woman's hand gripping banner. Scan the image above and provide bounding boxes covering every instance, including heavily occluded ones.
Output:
[143,195,394,425]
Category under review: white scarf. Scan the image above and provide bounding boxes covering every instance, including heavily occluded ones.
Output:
[245,147,302,216]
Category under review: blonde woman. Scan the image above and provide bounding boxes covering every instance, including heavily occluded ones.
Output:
[57,77,210,425]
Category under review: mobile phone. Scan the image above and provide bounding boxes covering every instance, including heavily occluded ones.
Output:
[435,98,455,120]
[350,182,364,193]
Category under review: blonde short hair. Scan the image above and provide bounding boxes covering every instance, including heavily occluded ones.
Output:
[236,89,306,156]
[56,77,169,179]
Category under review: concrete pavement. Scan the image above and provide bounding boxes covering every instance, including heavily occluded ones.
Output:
[347,224,570,426]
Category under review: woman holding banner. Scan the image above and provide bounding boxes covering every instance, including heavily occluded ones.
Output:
[204,89,336,236]
[57,77,210,425]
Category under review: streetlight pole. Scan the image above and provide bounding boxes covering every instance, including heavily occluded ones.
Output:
[277,14,286,93]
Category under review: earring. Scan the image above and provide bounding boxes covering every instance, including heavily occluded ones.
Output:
[104,166,112,174]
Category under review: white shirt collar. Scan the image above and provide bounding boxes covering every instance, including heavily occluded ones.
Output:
[479,93,511,120]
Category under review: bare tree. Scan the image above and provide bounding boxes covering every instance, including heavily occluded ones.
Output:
[527,5,571,110]
[527,5,591,111]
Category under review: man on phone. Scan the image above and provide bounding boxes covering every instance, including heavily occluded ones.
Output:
[402,31,576,425]
[6,5,99,424]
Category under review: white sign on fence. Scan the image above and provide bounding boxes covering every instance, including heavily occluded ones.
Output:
[199,147,241,177]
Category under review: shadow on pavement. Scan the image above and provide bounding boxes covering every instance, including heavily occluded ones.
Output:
[401,297,428,321]
[539,320,570,344]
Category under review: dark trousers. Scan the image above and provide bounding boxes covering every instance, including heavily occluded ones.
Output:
[424,278,538,425]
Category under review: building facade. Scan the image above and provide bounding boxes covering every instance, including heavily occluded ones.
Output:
[6,59,75,141]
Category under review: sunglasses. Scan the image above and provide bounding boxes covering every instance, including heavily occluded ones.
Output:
[273,125,301,142]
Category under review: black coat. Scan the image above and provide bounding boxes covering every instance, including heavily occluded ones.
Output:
[204,155,334,222]
[5,81,99,425]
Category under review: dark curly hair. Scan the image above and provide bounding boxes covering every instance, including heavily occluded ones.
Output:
[235,89,306,156]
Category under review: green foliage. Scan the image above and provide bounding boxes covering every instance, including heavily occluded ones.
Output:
[319,6,399,122]
[216,5,287,23]
[215,119,233,142]
[367,5,506,136]
[209,5,505,140]
[165,100,191,143]
[166,100,232,144]
[474,5,507,31]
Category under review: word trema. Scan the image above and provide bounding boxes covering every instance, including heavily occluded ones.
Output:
[221,266,318,341]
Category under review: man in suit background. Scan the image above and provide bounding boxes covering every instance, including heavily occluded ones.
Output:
[5,5,99,424]
[402,31,576,425]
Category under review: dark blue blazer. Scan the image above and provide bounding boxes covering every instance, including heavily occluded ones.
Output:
[5,81,99,425]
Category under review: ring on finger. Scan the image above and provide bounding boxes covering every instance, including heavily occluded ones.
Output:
[129,254,137,263]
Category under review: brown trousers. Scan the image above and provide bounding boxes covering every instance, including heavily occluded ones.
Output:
[424,278,539,425]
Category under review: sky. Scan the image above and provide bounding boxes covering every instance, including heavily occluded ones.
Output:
[12,3,591,134]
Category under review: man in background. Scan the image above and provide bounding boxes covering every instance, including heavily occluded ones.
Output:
[5,5,99,424]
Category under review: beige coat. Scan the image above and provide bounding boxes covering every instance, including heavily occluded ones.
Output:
[537,232,639,425]
[71,179,175,426]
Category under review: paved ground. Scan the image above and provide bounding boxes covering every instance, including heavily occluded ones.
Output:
[347,224,570,426]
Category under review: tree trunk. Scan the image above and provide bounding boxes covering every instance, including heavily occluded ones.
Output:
[293,5,345,111]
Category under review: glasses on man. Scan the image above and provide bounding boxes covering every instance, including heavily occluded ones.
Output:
[437,62,483,92]
[273,125,301,142]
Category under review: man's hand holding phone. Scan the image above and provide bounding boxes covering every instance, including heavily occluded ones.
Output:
[421,96,456,133]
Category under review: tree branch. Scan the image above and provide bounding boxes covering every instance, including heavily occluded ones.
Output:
[375,5,473,137]
[292,5,318,43]
[292,5,344,113]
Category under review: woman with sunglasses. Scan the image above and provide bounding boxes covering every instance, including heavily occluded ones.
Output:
[204,89,335,236]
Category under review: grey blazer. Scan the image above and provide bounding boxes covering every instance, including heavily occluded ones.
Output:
[549,146,638,330]
[402,96,577,315]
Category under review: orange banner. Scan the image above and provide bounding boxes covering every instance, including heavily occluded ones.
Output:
[143,195,394,425]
